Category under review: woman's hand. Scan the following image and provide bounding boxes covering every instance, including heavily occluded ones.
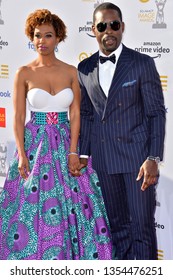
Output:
[18,155,30,180]
[68,154,81,177]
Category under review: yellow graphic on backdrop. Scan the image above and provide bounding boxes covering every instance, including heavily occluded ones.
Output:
[0,64,9,79]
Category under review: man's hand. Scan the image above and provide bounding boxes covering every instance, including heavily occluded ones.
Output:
[79,158,88,170]
[136,159,159,191]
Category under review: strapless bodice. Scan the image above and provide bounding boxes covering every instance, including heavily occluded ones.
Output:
[27,88,74,112]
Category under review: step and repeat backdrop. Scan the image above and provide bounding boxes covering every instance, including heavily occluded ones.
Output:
[0,0,172,259]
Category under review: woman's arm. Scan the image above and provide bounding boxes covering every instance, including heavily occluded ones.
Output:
[68,66,81,176]
[13,66,30,179]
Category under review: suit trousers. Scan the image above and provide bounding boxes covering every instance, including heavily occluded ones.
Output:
[96,171,157,260]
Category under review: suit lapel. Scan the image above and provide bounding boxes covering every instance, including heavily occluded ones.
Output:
[102,46,134,119]
[88,52,107,116]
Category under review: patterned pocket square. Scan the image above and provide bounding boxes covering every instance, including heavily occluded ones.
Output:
[122,80,137,87]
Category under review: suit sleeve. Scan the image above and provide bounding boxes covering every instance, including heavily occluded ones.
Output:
[141,56,166,160]
[77,67,93,156]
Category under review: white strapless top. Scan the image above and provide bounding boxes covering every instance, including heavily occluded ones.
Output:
[27,88,74,112]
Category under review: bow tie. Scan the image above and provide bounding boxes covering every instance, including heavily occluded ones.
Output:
[99,54,116,64]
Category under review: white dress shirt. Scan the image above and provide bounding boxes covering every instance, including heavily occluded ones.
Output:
[99,43,123,97]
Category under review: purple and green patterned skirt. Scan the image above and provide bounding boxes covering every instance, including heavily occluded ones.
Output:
[0,112,113,260]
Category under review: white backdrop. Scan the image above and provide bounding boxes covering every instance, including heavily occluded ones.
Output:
[0,0,172,259]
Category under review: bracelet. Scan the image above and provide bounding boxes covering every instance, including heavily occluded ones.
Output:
[68,152,78,156]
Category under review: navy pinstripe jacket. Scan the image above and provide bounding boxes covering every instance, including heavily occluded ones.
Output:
[78,45,166,174]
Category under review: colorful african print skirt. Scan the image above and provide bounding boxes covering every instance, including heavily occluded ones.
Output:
[0,112,113,260]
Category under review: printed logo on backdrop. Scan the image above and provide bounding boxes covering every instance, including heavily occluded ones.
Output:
[155,221,165,230]
[0,64,9,79]
[79,0,104,37]
[152,0,167,29]
[160,75,168,92]
[157,249,164,260]
[0,107,6,127]
[134,41,169,92]
[0,89,11,98]
[138,0,167,29]
[78,21,93,37]
[138,0,155,23]
[134,41,168,58]
[79,52,92,62]
[0,36,8,50]
[134,41,170,58]
[0,0,4,25]
[0,143,7,177]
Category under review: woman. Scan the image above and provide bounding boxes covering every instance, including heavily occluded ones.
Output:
[0,9,112,260]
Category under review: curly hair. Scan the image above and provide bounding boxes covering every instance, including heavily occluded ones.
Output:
[25,9,67,42]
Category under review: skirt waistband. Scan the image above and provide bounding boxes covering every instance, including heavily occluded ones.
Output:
[31,111,68,125]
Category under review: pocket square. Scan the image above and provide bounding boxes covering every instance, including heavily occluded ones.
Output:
[122,80,137,87]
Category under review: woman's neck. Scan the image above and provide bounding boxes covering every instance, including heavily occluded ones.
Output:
[36,54,58,67]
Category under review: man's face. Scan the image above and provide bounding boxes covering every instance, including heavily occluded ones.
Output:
[92,9,124,56]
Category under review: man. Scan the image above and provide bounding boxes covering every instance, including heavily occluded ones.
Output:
[78,2,166,259]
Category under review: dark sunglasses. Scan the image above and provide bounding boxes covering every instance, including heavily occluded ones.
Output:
[96,20,121,33]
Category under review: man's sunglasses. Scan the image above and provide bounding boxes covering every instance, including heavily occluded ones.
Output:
[96,20,121,33]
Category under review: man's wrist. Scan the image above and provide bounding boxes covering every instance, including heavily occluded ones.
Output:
[147,156,160,164]
[80,155,89,159]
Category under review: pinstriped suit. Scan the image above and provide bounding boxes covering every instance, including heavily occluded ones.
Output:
[78,44,166,259]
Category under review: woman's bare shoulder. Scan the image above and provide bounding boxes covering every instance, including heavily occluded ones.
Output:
[65,63,78,79]
[16,62,33,74]
[58,60,77,71]
[15,60,36,78]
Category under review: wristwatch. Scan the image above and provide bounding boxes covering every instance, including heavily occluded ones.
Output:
[147,156,160,164]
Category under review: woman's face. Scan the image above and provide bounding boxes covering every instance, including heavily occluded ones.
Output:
[33,24,59,55]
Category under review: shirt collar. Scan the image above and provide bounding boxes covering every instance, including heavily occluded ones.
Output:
[99,43,123,61]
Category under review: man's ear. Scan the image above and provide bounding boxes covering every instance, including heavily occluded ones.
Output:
[121,22,125,33]
[92,25,96,36]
